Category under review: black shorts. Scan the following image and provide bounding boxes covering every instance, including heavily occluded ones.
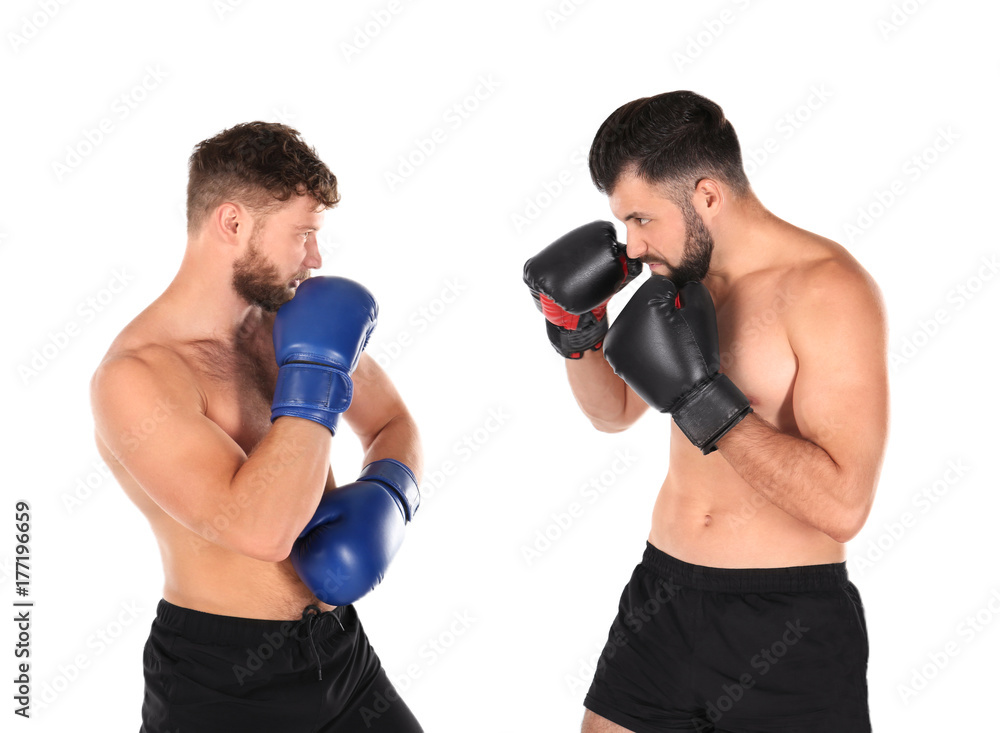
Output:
[140,599,422,732]
[584,543,870,732]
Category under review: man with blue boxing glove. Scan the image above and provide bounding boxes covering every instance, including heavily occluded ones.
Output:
[271,275,421,607]
[90,122,424,732]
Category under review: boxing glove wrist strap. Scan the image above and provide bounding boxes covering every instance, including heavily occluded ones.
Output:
[543,315,607,359]
[672,374,753,455]
[271,362,354,431]
[359,459,420,521]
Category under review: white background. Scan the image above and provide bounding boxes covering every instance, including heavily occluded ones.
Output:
[3,0,999,730]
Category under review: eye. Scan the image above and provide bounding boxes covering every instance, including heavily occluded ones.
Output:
[637,218,650,226]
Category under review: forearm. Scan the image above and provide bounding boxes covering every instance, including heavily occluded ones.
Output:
[565,349,633,431]
[360,410,423,484]
[716,412,864,542]
[228,417,332,559]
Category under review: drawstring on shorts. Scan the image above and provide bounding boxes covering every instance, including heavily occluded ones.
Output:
[298,604,345,681]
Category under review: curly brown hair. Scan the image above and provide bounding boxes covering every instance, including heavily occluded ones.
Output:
[186,121,339,234]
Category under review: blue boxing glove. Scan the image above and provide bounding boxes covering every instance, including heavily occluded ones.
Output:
[271,277,378,435]
[291,459,420,606]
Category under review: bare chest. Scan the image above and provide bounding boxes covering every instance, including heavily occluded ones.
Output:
[190,336,279,455]
[713,284,799,433]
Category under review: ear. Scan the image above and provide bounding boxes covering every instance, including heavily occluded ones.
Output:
[213,201,248,246]
[692,178,724,222]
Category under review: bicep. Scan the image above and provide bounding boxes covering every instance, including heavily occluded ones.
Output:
[341,353,410,448]
[91,356,247,538]
[788,268,889,494]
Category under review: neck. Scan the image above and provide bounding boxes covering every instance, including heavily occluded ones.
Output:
[159,243,269,344]
[705,193,788,288]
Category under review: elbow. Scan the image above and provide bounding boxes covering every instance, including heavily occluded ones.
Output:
[583,405,634,433]
[229,529,296,563]
[261,528,301,563]
[825,500,872,544]
[591,417,629,434]
[255,540,294,564]
[826,522,861,545]
[579,393,645,434]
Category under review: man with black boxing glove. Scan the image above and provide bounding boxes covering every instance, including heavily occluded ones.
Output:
[90,122,423,732]
[525,91,887,732]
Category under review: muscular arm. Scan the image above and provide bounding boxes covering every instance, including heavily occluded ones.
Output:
[716,262,889,543]
[341,353,423,483]
[566,349,649,432]
[91,349,331,563]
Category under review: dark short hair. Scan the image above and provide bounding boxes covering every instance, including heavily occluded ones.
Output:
[186,121,339,234]
[589,91,751,204]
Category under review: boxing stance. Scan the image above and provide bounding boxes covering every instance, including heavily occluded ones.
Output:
[525,91,887,732]
[91,122,423,731]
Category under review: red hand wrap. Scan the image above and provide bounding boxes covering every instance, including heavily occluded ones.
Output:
[540,294,580,329]
[540,294,608,329]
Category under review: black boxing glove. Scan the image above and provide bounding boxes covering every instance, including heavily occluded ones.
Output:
[523,220,642,358]
[604,276,752,453]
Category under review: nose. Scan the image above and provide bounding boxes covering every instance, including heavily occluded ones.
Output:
[624,229,646,260]
[303,233,323,270]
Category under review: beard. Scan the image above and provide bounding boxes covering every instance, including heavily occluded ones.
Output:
[232,228,302,313]
[643,202,714,286]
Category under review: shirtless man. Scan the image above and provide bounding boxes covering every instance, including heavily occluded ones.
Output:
[524,91,887,732]
[90,122,423,732]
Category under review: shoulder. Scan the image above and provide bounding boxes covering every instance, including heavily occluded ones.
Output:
[92,296,224,394]
[91,328,204,423]
[778,233,887,344]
